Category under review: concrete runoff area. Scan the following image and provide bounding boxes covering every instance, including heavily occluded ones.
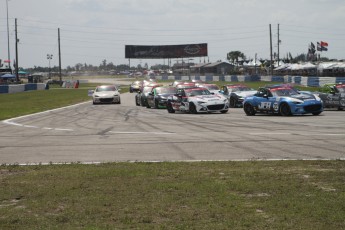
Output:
[1,92,344,165]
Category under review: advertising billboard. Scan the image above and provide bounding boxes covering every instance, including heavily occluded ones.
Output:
[125,43,208,59]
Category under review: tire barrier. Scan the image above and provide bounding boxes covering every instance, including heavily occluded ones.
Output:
[0,83,47,94]
[152,75,345,87]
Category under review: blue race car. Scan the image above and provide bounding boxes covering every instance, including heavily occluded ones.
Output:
[243,86,323,116]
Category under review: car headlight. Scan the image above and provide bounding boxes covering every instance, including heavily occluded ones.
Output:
[197,101,206,104]
[94,95,99,98]
[291,100,303,104]
[314,95,322,101]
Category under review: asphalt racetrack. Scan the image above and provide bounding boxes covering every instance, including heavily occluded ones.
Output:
[1,92,345,165]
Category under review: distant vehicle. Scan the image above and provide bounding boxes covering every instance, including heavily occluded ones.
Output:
[197,83,220,94]
[171,80,186,87]
[129,81,141,93]
[167,87,229,114]
[243,86,323,116]
[175,82,196,89]
[135,83,162,107]
[315,83,345,110]
[146,86,177,109]
[220,84,257,108]
[91,85,121,105]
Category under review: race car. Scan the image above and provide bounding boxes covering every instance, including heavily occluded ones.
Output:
[135,83,162,107]
[315,83,345,110]
[197,83,221,94]
[129,81,141,93]
[166,87,229,114]
[146,86,177,109]
[91,85,121,104]
[243,86,323,116]
[220,84,257,108]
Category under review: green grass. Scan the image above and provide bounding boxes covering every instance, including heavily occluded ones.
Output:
[0,83,128,120]
[0,161,344,229]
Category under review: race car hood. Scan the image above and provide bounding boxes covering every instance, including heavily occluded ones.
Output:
[93,91,117,97]
[290,93,316,101]
[193,94,226,102]
[235,90,257,97]
[158,93,176,98]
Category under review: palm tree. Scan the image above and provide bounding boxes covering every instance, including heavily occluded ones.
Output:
[227,51,246,65]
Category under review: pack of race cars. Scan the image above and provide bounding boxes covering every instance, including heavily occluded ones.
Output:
[98,79,344,116]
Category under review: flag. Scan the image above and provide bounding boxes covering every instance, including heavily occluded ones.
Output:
[321,41,328,47]
[317,42,321,51]
[317,41,329,52]
[310,42,316,54]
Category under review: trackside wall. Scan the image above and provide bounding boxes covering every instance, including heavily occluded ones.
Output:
[151,75,345,87]
[0,83,47,94]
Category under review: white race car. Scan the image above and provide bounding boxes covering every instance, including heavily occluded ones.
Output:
[167,87,229,114]
[91,85,121,104]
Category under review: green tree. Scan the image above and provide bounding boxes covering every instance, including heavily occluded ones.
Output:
[227,51,246,64]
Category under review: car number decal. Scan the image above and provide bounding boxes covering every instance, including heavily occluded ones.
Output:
[273,103,279,111]
[258,102,271,110]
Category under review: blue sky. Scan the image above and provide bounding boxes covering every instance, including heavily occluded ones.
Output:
[1,0,344,69]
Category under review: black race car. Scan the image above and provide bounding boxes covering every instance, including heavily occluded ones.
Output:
[146,86,177,109]
[316,83,345,110]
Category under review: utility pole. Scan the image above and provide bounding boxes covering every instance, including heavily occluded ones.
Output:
[6,0,11,67]
[58,28,62,84]
[277,24,280,67]
[269,24,273,75]
[15,18,19,82]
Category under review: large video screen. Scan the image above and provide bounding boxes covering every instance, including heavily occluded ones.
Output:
[125,43,208,59]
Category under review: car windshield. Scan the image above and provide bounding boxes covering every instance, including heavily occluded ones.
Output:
[143,87,153,93]
[156,87,177,94]
[132,81,141,85]
[186,89,211,96]
[230,86,251,92]
[271,88,297,96]
[96,86,116,92]
[203,85,219,90]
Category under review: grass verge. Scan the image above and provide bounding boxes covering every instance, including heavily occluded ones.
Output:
[0,161,344,229]
[0,83,128,121]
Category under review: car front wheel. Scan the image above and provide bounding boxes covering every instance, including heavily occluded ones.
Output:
[279,103,292,116]
[189,103,198,114]
[243,103,256,116]
[154,99,159,109]
[229,97,237,108]
[167,101,175,113]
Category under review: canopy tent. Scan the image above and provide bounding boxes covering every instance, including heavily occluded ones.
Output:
[301,63,316,69]
[0,73,16,79]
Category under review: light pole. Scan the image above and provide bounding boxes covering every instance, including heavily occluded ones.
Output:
[6,0,11,68]
[47,54,53,79]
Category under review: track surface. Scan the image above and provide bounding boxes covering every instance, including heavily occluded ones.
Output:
[1,92,345,164]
